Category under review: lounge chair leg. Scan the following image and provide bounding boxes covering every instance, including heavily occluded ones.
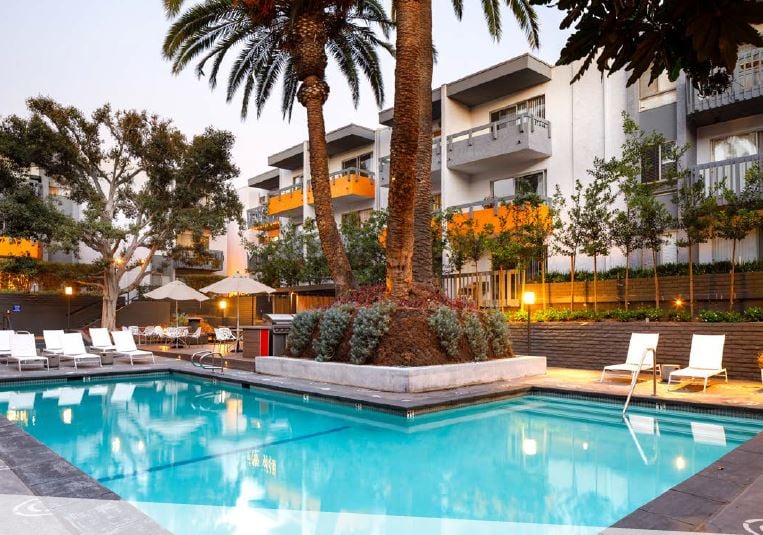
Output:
[724,370,728,383]
[600,369,606,383]
[703,378,708,392]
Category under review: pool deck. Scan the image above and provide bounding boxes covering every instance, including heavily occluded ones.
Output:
[0,355,761,533]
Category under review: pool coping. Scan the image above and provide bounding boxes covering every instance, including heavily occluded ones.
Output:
[1,363,762,533]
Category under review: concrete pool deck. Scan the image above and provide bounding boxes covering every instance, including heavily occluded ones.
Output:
[0,356,761,533]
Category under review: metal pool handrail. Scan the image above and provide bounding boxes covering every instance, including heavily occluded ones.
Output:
[622,347,657,416]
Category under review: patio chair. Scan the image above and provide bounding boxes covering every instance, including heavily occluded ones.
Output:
[668,334,727,392]
[185,327,202,345]
[89,328,116,354]
[214,327,237,354]
[0,330,13,364]
[111,330,156,365]
[600,333,660,383]
[8,333,49,371]
[60,333,102,369]
[42,329,65,356]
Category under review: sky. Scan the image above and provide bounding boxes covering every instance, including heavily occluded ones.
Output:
[0,1,570,188]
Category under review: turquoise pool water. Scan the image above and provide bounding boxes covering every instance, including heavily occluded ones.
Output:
[1,374,761,534]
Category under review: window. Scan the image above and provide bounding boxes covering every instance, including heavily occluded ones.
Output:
[490,96,545,129]
[639,72,677,99]
[341,209,372,226]
[711,132,759,162]
[641,142,676,183]
[291,175,303,186]
[491,171,545,198]
[342,152,373,171]
[431,193,442,212]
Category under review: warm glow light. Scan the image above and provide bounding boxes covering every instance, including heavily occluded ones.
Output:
[674,297,684,308]
[64,286,73,296]
[522,438,538,456]
[111,437,121,453]
[114,256,124,266]
[61,408,72,425]
[675,456,687,470]
[523,291,536,306]
[219,300,228,311]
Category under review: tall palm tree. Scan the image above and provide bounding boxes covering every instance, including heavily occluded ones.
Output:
[162,0,392,296]
[402,0,540,293]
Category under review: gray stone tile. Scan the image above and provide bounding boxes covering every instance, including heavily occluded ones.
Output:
[640,490,726,527]
[672,473,747,504]
[0,469,33,495]
[610,507,696,531]
[12,458,88,487]
[701,474,763,534]
[31,475,117,500]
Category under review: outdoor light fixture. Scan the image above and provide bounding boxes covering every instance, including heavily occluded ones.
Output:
[523,291,536,354]
[64,286,74,329]
[219,299,227,326]
[674,297,684,308]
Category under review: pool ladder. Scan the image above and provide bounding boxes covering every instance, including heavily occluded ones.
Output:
[191,350,224,373]
[622,347,657,416]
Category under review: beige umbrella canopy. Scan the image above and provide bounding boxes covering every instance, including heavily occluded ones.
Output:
[200,272,275,341]
[144,280,209,329]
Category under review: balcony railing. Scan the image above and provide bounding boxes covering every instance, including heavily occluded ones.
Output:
[379,138,441,187]
[267,183,304,216]
[174,249,224,271]
[448,194,550,232]
[306,167,375,204]
[441,269,521,308]
[247,206,279,230]
[446,114,552,172]
[689,154,762,196]
[686,47,763,122]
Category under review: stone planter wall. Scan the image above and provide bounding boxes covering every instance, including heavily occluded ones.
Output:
[510,321,763,381]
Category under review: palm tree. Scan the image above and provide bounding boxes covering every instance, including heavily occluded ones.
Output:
[407,0,540,291]
[162,0,392,296]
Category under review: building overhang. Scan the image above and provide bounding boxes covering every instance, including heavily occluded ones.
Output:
[446,54,552,107]
[378,88,442,126]
[267,124,376,170]
[248,169,280,190]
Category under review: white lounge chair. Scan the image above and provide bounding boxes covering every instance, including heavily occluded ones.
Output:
[42,329,65,356]
[600,333,660,383]
[7,333,49,371]
[60,333,102,369]
[214,327,237,353]
[89,328,116,353]
[668,334,727,392]
[0,330,13,364]
[111,331,156,365]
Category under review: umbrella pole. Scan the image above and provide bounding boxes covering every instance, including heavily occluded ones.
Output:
[235,293,242,352]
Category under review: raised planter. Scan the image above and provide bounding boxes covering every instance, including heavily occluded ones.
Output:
[255,356,547,393]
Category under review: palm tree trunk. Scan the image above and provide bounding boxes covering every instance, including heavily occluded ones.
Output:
[293,15,355,296]
[652,248,660,308]
[593,254,598,313]
[569,256,575,311]
[624,250,630,311]
[729,239,737,310]
[412,0,434,287]
[386,0,423,299]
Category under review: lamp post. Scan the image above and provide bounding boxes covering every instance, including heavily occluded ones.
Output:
[523,291,536,354]
[64,286,73,329]
[219,299,227,326]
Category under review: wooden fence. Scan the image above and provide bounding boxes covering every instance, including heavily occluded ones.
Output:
[441,270,522,308]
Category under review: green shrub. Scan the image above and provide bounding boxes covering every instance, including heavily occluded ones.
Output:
[698,309,743,323]
[484,309,513,357]
[462,311,488,361]
[428,306,462,358]
[349,301,396,365]
[313,305,354,362]
[287,310,323,356]
[744,307,763,322]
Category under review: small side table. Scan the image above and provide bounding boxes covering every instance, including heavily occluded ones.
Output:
[46,355,60,369]
[661,364,680,383]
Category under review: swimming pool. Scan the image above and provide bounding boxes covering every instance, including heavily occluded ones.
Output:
[1,374,760,534]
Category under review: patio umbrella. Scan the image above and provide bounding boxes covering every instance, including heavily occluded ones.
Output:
[200,273,275,351]
[144,280,209,331]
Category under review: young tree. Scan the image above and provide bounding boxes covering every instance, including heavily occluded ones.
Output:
[162,0,392,296]
[674,179,719,318]
[610,187,643,311]
[552,182,584,310]
[0,98,243,329]
[715,164,763,309]
[580,163,616,312]
[341,210,387,285]
[634,192,672,308]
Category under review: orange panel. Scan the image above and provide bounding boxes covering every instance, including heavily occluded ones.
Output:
[268,188,303,215]
[307,173,375,204]
[448,204,550,234]
[252,220,280,232]
[0,238,43,259]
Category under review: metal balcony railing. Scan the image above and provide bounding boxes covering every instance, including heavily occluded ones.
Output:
[687,47,763,115]
[446,114,551,147]
[246,206,278,229]
[689,154,763,196]
[174,249,224,271]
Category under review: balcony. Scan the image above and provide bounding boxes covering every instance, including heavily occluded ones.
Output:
[174,249,224,272]
[247,206,280,233]
[686,47,763,126]
[379,137,442,188]
[446,114,551,174]
[307,168,375,208]
[0,238,43,259]
[447,195,551,233]
[689,154,763,197]
[268,184,304,218]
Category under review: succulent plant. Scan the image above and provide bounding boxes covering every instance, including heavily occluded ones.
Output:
[313,305,354,362]
[349,301,396,365]
[286,309,323,357]
[428,306,462,358]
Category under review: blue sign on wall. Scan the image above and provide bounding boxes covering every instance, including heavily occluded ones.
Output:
[11,305,21,313]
